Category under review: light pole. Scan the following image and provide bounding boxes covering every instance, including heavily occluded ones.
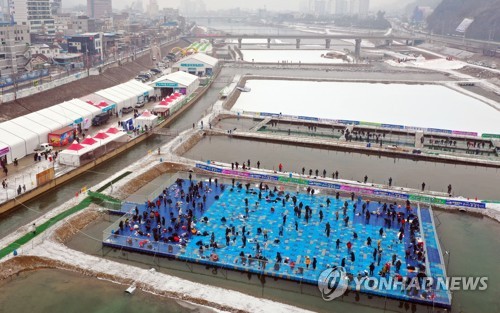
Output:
[445,250,451,272]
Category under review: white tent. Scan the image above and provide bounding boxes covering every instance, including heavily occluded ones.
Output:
[96,89,130,111]
[135,110,158,130]
[127,79,154,94]
[114,84,145,106]
[58,141,92,167]
[0,134,27,163]
[45,104,85,126]
[80,93,116,113]
[118,80,154,103]
[0,121,41,157]
[58,100,100,123]
[107,85,139,108]
[68,99,102,118]
[36,107,74,127]
[10,116,52,146]
[24,112,66,133]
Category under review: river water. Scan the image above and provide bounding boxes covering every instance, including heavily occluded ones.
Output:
[1,42,499,312]
[184,136,500,200]
[0,269,215,313]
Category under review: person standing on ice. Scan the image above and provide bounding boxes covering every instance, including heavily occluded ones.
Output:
[278,163,283,172]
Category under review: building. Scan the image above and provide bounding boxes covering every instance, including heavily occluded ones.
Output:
[147,0,160,18]
[87,0,112,19]
[54,14,96,36]
[152,71,199,98]
[11,0,55,35]
[30,43,60,58]
[0,0,11,22]
[335,0,349,15]
[172,53,218,76]
[0,23,31,75]
[358,0,369,17]
[314,0,326,15]
[67,32,103,66]
[51,0,62,15]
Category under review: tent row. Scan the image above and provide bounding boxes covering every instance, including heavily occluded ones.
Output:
[93,79,154,113]
[0,80,154,164]
[0,99,102,163]
[58,127,128,167]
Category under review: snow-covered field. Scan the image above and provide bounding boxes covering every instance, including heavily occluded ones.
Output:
[241,50,347,64]
[232,80,500,134]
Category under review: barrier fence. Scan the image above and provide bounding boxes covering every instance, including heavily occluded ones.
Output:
[240,111,500,140]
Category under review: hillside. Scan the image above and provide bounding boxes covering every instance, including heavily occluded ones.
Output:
[426,0,500,41]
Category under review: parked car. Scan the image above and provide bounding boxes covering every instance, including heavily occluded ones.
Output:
[92,112,110,126]
[34,143,53,153]
[122,106,134,114]
[134,102,145,108]
[150,68,161,74]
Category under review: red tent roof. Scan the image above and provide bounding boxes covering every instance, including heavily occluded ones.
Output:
[98,101,109,107]
[86,100,94,105]
[81,137,97,145]
[106,127,120,134]
[94,132,109,139]
[141,110,153,117]
[67,141,86,151]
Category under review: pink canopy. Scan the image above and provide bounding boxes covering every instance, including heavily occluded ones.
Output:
[81,137,97,145]
[67,141,86,151]
[159,98,172,105]
[141,110,153,117]
[94,132,109,139]
[106,127,120,134]
[98,101,109,107]
[86,100,94,105]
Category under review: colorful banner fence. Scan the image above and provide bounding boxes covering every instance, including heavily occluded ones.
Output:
[196,163,486,209]
[242,111,482,138]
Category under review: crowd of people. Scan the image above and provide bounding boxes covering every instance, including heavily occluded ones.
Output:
[111,172,435,300]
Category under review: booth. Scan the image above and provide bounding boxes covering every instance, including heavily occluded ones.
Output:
[120,117,135,131]
[48,126,77,147]
[58,141,92,167]
[172,53,219,76]
[135,110,158,130]
[153,71,199,99]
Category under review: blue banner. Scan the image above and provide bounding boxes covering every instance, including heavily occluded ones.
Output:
[196,164,223,173]
[373,190,409,199]
[445,200,486,209]
[381,124,405,129]
[298,116,319,121]
[308,181,341,190]
[249,173,279,181]
[428,128,453,134]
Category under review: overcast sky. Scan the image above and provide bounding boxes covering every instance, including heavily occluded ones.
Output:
[65,0,411,11]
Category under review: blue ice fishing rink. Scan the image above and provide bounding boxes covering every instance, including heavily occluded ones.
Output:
[103,175,451,308]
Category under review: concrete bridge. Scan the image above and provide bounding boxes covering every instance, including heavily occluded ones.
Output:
[182,34,422,58]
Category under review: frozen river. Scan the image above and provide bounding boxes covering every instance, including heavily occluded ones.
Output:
[241,50,347,63]
[232,80,500,135]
